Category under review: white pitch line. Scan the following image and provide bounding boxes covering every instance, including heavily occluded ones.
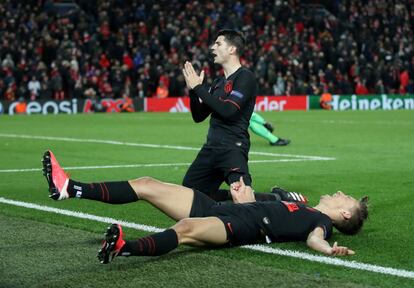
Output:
[250,158,335,163]
[284,119,414,126]
[0,133,335,161]
[0,158,335,174]
[0,163,192,173]
[248,151,335,160]
[0,196,413,279]
[0,133,199,151]
[243,245,414,279]
[0,197,162,233]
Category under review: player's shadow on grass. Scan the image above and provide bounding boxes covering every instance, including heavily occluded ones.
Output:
[97,245,234,270]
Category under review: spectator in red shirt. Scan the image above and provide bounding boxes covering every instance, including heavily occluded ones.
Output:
[355,78,369,95]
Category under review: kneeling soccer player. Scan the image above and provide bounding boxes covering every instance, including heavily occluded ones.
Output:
[42,150,368,264]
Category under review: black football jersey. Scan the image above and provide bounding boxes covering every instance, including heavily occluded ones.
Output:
[190,67,257,150]
[254,201,333,242]
[210,200,333,242]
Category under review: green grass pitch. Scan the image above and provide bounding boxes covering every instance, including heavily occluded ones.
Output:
[0,110,413,287]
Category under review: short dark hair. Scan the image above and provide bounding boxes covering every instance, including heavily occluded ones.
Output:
[334,196,369,235]
[216,29,245,56]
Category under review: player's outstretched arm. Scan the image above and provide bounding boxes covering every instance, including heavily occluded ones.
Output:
[306,227,355,256]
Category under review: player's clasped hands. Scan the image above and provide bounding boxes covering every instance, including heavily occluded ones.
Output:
[182,61,205,89]
[230,176,255,204]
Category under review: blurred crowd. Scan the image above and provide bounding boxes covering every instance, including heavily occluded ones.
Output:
[1,0,414,101]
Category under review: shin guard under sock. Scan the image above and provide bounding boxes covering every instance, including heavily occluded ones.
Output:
[67,180,138,204]
[119,229,179,257]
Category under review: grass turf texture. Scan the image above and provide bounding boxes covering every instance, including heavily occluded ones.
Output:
[0,110,413,287]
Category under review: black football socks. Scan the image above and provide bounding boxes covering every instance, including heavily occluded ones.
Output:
[67,180,138,204]
[119,229,179,257]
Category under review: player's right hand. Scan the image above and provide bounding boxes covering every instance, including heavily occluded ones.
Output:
[330,242,355,256]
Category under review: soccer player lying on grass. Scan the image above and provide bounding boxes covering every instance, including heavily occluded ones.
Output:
[42,150,369,264]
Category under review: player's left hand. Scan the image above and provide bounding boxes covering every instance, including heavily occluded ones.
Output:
[182,61,205,89]
[330,242,355,256]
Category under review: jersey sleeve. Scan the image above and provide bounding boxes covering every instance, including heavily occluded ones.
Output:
[189,88,211,123]
[191,70,257,119]
[192,85,239,119]
[316,215,333,240]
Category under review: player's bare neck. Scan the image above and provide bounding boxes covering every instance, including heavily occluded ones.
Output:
[223,59,242,79]
[313,204,337,221]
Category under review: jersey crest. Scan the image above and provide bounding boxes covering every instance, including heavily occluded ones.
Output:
[281,201,299,212]
[224,80,233,93]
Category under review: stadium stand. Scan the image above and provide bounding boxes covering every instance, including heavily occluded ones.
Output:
[0,0,413,100]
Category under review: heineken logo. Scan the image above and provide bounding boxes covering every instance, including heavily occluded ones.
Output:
[331,95,414,111]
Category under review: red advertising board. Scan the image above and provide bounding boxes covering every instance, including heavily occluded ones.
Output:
[0,98,145,115]
[144,96,308,112]
[254,96,307,111]
[145,97,191,112]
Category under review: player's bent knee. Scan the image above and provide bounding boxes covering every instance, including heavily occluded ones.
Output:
[132,176,155,185]
[172,218,198,244]
[129,176,157,197]
[174,218,194,235]
[172,218,227,246]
